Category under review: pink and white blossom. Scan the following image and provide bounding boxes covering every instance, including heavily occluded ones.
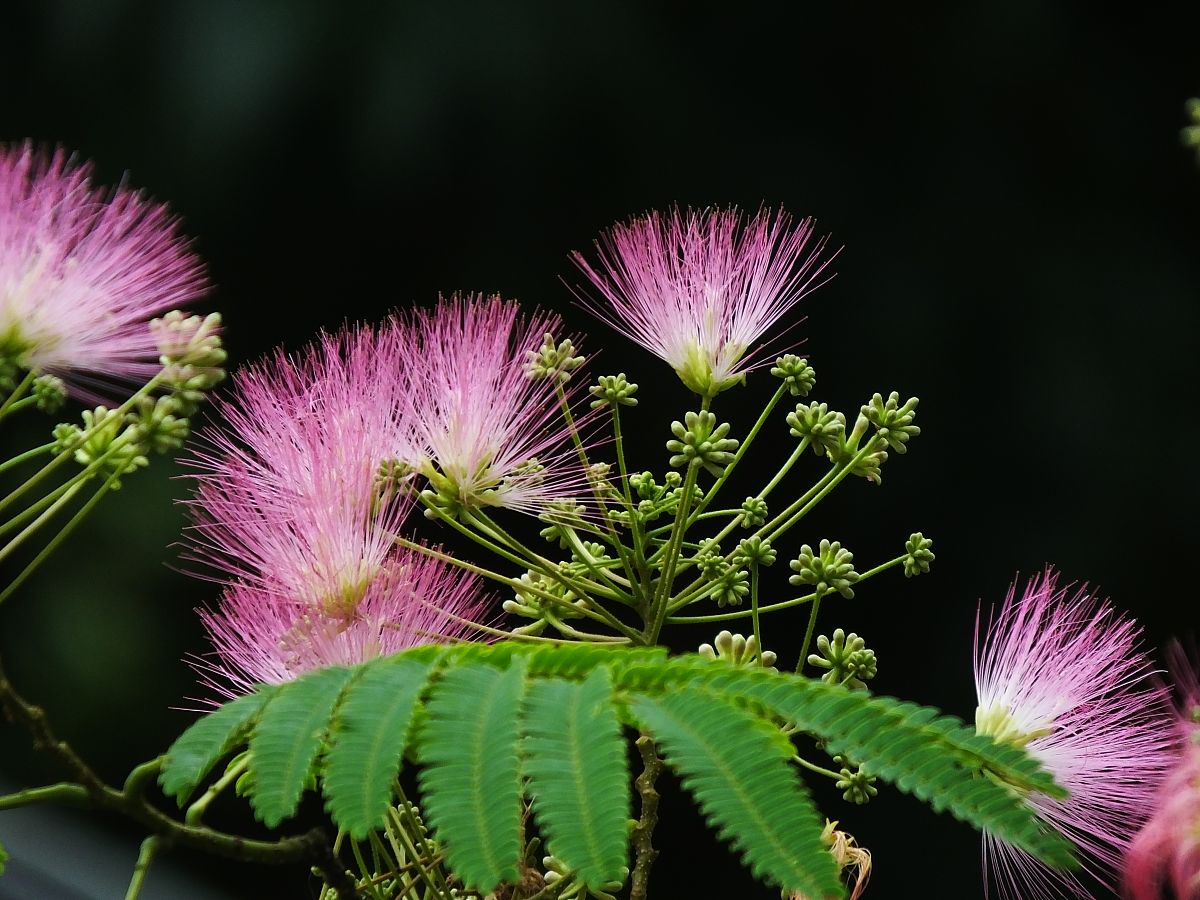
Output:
[389,293,592,516]
[0,143,207,399]
[571,206,832,397]
[185,326,489,698]
[1122,643,1200,900]
[974,568,1174,899]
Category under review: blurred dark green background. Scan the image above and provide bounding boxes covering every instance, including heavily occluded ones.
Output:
[2,1,1199,897]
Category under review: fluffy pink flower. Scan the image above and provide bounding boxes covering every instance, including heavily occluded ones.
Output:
[1122,643,1200,900]
[185,326,489,698]
[0,143,207,399]
[973,569,1175,899]
[571,206,833,397]
[390,293,592,516]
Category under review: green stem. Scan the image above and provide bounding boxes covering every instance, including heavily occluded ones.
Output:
[687,383,785,525]
[0,374,158,517]
[795,592,824,674]
[393,536,640,641]
[185,756,249,825]
[0,480,85,566]
[0,782,90,810]
[749,564,763,665]
[124,836,162,900]
[757,439,808,500]
[645,462,699,643]
[792,755,844,781]
[0,370,36,422]
[0,441,57,477]
[0,468,121,606]
[765,438,882,544]
[666,553,907,623]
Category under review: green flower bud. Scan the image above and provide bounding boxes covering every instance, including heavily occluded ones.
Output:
[589,372,639,408]
[55,406,148,485]
[525,332,585,382]
[709,567,749,607]
[128,395,190,455]
[903,532,935,577]
[786,402,845,456]
[537,499,587,548]
[32,375,67,414]
[807,629,877,688]
[666,410,738,477]
[770,354,816,397]
[789,540,859,599]
[698,629,778,669]
[733,536,776,567]
[740,496,768,528]
[861,391,920,454]
[835,764,878,805]
[694,540,726,579]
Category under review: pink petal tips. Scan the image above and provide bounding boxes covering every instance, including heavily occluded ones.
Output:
[973,568,1175,899]
[0,143,207,400]
[390,293,594,517]
[1122,643,1200,900]
[571,206,833,398]
[184,325,490,698]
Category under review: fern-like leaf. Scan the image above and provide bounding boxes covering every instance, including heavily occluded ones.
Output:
[418,659,526,892]
[628,688,840,897]
[706,669,1076,869]
[160,687,277,804]
[248,666,355,828]
[523,666,629,888]
[323,656,432,838]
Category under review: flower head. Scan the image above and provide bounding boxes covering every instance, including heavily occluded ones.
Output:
[390,293,593,516]
[0,143,207,399]
[571,206,833,398]
[1122,643,1200,900]
[185,325,489,698]
[973,569,1174,899]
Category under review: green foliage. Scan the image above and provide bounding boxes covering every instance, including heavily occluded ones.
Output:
[323,657,432,839]
[523,667,630,888]
[0,836,7,876]
[162,642,1078,895]
[417,660,527,892]
[247,666,354,828]
[629,689,839,897]
[159,687,278,803]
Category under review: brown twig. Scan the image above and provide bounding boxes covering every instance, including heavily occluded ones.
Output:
[629,734,664,900]
[0,655,356,898]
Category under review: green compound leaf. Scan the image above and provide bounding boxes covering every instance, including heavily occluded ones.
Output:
[418,659,527,892]
[523,667,630,888]
[248,666,355,828]
[160,687,278,804]
[628,688,839,898]
[323,656,433,839]
[702,668,1076,870]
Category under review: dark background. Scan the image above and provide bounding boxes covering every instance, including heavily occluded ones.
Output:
[2,2,1199,897]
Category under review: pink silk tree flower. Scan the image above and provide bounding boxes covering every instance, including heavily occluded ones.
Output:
[1122,643,1200,900]
[973,569,1175,899]
[570,206,833,398]
[185,326,489,698]
[390,293,592,517]
[0,143,207,399]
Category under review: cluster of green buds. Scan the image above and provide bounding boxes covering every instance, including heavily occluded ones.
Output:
[789,540,859,599]
[770,354,816,397]
[739,496,769,528]
[903,532,935,577]
[831,755,878,805]
[784,389,919,485]
[808,629,877,689]
[524,333,585,383]
[502,568,588,635]
[589,373,639,408]
[666,410,739,477]
[610,471,700,525]
[152,311,227,416]
[537,499,588,548]
[698,629,778,669]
